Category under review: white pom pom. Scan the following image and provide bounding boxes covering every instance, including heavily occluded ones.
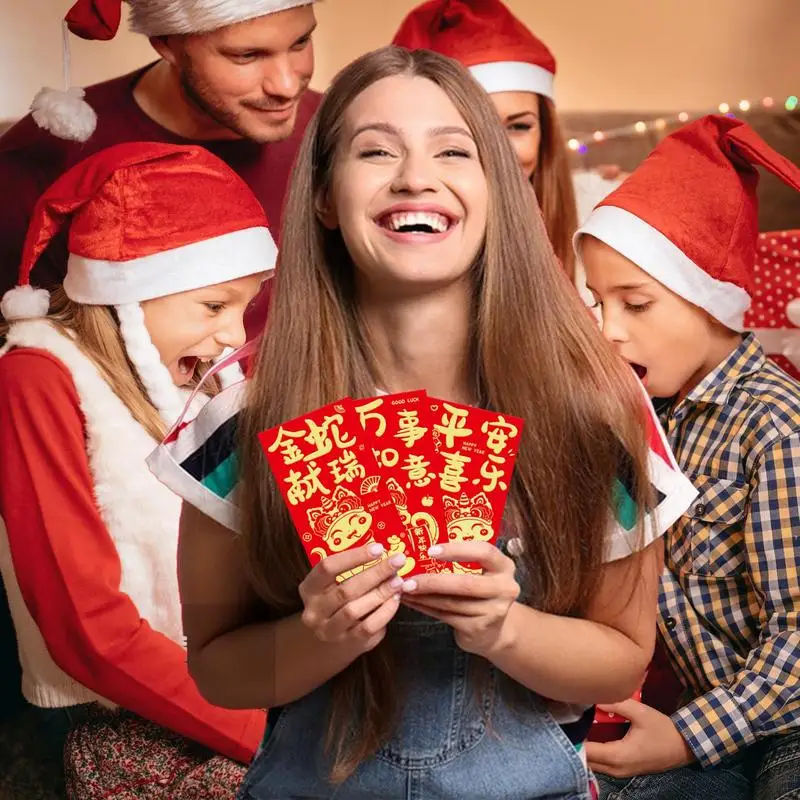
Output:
[1,285,50,320]
[785,298,800,328]
[30,87,97,143]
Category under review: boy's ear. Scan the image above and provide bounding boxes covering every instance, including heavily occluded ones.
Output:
[707,313,741,337]
[315,191,338,230]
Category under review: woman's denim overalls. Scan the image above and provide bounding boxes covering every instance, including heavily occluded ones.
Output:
[237,607,592,800]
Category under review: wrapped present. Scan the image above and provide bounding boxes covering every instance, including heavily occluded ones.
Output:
[744,230,800,381]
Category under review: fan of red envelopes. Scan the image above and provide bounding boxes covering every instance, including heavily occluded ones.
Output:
[258,391,524,580]
[744,230,800,381]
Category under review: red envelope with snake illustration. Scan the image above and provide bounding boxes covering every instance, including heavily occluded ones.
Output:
[428,398,524,572]
[258,399,419,580]
[353,391,449,574]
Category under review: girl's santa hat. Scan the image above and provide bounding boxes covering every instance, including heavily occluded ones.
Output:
[391,0,556,100]
[1,142,277,423]
[33,0,317,142]
[575,115,800,332]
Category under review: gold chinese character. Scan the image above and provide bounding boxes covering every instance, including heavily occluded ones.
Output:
[303,414,356,461]
[329,449,366,485]
[285,463,330,505]
[478,455,507,492]
[395,410,427,448]
[373,447,399,468]
[481,416,519,455]
[266,425,306,465]
[434,403,473,449]
[354,398,386,437]
[439,450,472,493]
[401,454,433,487]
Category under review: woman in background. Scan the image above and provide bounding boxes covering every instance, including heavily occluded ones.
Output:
[392,0,621,293]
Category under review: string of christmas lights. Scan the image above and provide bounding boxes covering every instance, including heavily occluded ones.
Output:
[567,94,799,153]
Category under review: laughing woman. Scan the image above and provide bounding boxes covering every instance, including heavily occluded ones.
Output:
[151,47,697,799]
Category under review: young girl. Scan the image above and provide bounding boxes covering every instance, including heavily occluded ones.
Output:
[150,47,697,799]
[0,142,275,796]
[392,0,622,287]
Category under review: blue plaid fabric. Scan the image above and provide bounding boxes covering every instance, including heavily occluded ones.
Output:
[658,334,800,766]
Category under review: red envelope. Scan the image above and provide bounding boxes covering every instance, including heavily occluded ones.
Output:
[258,399,416,581]
[593,688,642,725]
[353,392,449,574]
[428,398,524,572]
[590,687,643,742]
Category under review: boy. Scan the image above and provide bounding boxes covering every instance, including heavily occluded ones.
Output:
[576,116,800,800]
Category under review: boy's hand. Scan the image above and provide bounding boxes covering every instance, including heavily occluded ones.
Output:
[586,699,695,777]
[400,541,520,656]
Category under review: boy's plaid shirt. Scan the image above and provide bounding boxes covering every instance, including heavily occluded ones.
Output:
[658,334,800,766]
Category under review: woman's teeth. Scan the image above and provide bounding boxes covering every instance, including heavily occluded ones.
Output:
[386,211,450,233]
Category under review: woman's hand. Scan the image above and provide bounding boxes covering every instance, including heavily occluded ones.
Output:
[298,543,411,654]
[401,542,520,657]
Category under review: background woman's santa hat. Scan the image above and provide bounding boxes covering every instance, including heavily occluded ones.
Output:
[575,115,800,332]
[1,142,277,423]
[392,0,557,100]
[33,0,317,142]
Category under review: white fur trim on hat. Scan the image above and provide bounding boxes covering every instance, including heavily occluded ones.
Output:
[575,206,752,331]
[63,226,276,306]
[469,61,555,100]
[1,285,51,321]
[116,302,186,426]
[128,0,316,36]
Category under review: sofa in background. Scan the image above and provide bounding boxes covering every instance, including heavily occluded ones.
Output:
[564,109,800,232]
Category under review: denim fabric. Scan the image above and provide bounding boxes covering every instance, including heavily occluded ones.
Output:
[238,609,591,799]
[596,749,756,800]
[595,730,800,800]
[755,730,800,800]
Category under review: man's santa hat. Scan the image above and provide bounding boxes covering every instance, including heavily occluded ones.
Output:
[391,0,557,100]
[32,0,316,142]
[1,142,276,423]
[575,115,800,332]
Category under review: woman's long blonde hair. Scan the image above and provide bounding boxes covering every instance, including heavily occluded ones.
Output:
[238,46,650,782]
[532,96,579,281]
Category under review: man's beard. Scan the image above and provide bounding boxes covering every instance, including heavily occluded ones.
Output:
[180,65,301,144]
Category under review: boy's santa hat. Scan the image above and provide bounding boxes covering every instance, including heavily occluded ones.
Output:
[32,0,316,142]
[575,115,800,332]
[391,0,556,100]
[1,142,276,423]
